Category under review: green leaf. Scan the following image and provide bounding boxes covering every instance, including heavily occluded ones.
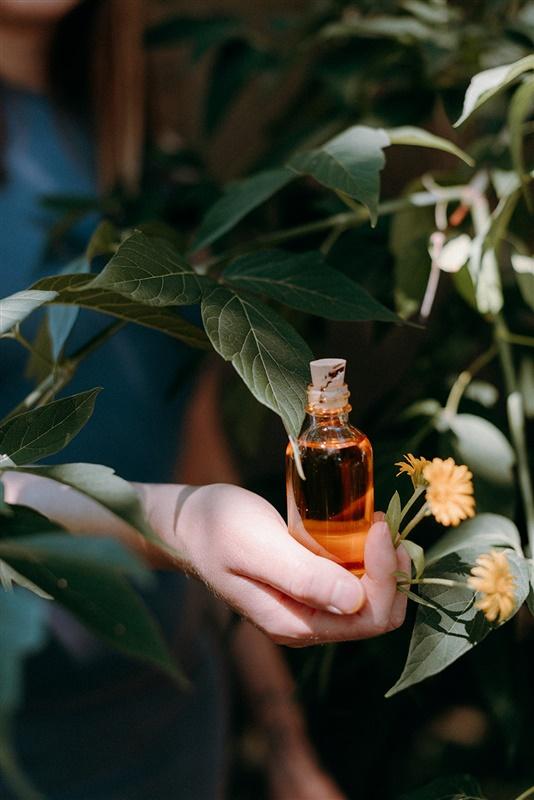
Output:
[426,513,523,566]
[287,125,389,226]
[88,231,204,306]
[511,253,534,311]
[10,463,160,543]
[0,591,48,713]
[223,249,399,322]
[191,168,294,253]
[32,274,210,349]
[455,54,534,127]
[385,491,402,538]
[201,287,312,439]
[508,77,534,210]
[386,126,474,166]
[402,539,425,579]
[0,533,183,683]
[0,290,57,336]
[447,413,515,487]
[390,199,435,317]
[388,518,529,696]
[0,389,100,466]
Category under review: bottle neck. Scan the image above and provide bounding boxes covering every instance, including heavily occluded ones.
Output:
[305,407,351,427]
[305,382,351,423]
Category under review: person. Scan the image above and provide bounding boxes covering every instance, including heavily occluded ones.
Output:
[0,1,409,797]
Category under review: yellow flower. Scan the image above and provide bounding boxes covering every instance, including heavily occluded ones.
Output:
[468,550,516,624]
[395,453,430,487]
[423,457,475,527]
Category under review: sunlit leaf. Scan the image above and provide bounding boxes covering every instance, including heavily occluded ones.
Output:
[385,491,402,539]
[201,287,312,439]
[447,413,515,487]
[455,54,534,127]
[402,540,425,578]
[508,77,534,210]
[0,290,57,336]
[387,126,474,166]
[288,125,389,226]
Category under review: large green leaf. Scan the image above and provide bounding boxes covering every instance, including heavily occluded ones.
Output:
[0,389,100,466]
[9,463,160,543]
[201,287,312,439]
[455,54,534,127]
[88,231,204,307]
[0,534,182,682]
[223,249,399,322]
[287,125,389,226]
[508,77,534,209]
[32,274,210,349]
[386,126,474,166]
[190,168,294,253]
[426,514,523,566]
[387,516,528,696]
[0,290,57,336]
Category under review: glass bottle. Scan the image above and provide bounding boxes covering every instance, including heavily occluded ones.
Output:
[286,358,374,576]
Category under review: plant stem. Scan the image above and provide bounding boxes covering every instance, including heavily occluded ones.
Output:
[201,189,466,273]
[515,786,534,800]
[397,577,465,588]
[444,343,498,417]
[500,332,534,348]
[400,486,426,523]
[495,315,534,555]
[398,502,430,541]
[0,321,126,424]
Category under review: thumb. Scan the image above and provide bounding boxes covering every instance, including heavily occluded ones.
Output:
[243,533,366,615]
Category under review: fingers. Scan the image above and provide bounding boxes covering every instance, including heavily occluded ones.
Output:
[233,530,365,615]
[359,521,398,631]
[390,543,410,629]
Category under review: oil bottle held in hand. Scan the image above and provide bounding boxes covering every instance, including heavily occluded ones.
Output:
[286,358,374,576]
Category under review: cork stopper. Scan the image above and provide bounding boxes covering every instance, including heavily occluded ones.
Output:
[307,358,349,413]
[310,358,346,390]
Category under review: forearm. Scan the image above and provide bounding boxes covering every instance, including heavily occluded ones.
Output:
[1,471,194,570]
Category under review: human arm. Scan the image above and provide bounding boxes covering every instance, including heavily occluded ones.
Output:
[3,473,408,646]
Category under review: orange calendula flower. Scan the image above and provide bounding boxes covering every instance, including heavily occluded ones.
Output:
[395,453,429,487]
[423,457,475,527]
[468,550,516,624]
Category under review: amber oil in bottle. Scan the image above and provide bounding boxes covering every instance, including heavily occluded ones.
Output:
[286,359,374,576]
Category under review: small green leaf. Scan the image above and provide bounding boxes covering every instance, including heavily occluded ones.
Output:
[386,126,474,166]
[88,231,204,307]
[455,54,534,127]
[0,389,100,466]
[385,491,402,538]
[201,287,312,439]
[223,249,399,322]
[402,540,425,578]
[191,168,294,253]
[288,125,389,226]
[33,274,210,349]
[0,290,57,336]
[10,463,160,543]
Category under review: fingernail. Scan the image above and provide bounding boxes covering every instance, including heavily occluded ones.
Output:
[329,577,364,614]
[373,521,391,539]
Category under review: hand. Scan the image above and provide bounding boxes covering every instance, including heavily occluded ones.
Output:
[151,483,410,646]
